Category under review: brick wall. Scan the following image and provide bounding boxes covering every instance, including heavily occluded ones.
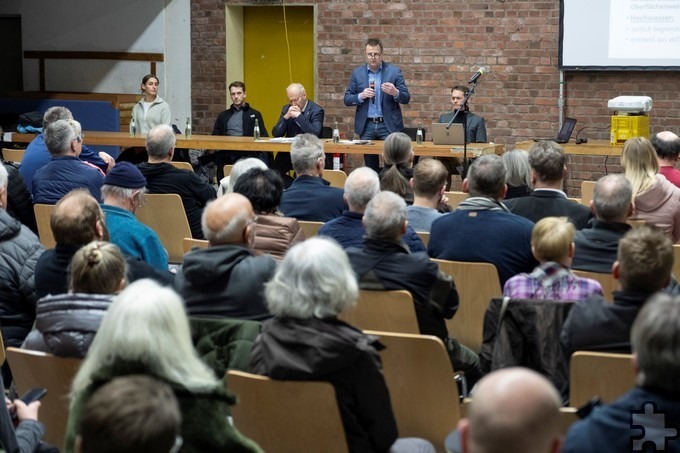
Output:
[192,0,680,195]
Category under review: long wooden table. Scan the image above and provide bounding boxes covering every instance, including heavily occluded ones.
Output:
[515,139,622,156]
[7,131,504,158]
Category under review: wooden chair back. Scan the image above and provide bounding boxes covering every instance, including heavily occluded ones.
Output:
[338,290,419,334]
[627,219,647,228]
[365,331,461,448]
[580,180,596,206]
[443,191,468,210]
[673,244,680,282]
[572,270,618,301]
[135,194,191,263]
[182,237,209,255]
[569,351,636,407]
[567,197,582,204]
[298,220,324,238]
[169,161,193,171]
[6,348,82,448]
[226,370,349,453]
[323,169,348,189]
[433,259,502,352]
[416,231,430,246]
[223,164,233,177]
[2,148,26,164]
[34,204,56,249]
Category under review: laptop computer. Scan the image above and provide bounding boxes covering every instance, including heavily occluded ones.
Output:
[431,123,465,145]
[534,117,577,144]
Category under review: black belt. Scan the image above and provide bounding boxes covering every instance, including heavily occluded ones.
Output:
[368,117,384,123]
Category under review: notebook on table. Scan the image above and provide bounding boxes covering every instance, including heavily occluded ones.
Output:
[533,117,577,144]
[431,123,465,145]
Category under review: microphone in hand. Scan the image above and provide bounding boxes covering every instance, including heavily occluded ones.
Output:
[468,67,486,84]
[369,78,375,104]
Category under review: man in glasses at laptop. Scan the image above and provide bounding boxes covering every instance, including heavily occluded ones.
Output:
[437,85,487,189]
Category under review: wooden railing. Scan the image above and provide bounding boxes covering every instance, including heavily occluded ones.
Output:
[23,51,164,91]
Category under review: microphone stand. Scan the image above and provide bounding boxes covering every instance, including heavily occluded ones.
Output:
[445,82,477,178]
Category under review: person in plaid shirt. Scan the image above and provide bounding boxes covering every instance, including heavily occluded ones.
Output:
[503,216,603,301]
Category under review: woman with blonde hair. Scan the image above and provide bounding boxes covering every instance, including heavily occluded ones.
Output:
[621,136,680,242]
[64,279,262,453]
[503,217,602,301]
[380,131,415,203]
[23,241,126,357]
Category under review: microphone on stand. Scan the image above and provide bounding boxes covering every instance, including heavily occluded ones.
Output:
[369,78,375,104]
[468,67,486,84]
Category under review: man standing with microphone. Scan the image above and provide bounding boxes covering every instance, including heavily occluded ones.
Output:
[344,38,411,172]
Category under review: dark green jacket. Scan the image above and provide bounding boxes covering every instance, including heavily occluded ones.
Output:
[63,360,262,453]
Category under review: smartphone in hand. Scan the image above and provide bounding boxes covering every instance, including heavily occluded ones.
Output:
[19,388,47,405]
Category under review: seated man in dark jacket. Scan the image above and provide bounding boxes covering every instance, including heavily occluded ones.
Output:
[174,193,276,321]
[561,226,673,361]
[504,140,591,229]
[345,191,481,385]
[34,189,173,299]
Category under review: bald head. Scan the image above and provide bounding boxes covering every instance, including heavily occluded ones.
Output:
[592,174,633,223]
[651,131,680,160]
[460,368,562,453]
[201,193,255,246]
[52,189,107,246]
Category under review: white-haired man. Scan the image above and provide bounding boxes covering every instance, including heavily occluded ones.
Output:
[32,119,105,204]
[137,124,216,239]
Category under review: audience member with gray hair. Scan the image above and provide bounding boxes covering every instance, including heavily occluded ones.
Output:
[505,141,591,229]
[502,149,532,199]
[346,191,480,384]
[250,237,435,453]
[429,154,537,285]
[32,119,105,203]
[449,367,562,453]
[278,133,346,221]
[138,124,216,239]
[101,162,168,270]
[174,193,275,320]
[217,157,268,196]
[318,166,426,251]
[20,106,112,194]
[572,174,634,273]
[563,293,680,452]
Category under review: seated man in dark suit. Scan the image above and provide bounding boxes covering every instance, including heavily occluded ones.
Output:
[572,174,633,273]
[278,134,346,222]
[563,293,680,453]
[504,140,591,229]
[561,225,672,361]
[271,83,324,179]
[346,191,480,385]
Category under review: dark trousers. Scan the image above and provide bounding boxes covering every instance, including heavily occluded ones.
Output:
[360,120,390,171]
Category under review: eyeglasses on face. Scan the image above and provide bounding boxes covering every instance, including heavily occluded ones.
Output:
[366,53,382,58]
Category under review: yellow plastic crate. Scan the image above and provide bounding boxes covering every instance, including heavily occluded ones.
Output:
[610,115,650,145]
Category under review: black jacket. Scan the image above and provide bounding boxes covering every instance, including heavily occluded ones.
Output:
[346,238,458,341]
[250,316,398,453]
[137,162,217,239]
[212,103,269,138]
[0,210,43,347]
[572,219,631,273]
[175,244,276,320]
[4,163,37,234]
[504,189,593,230]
